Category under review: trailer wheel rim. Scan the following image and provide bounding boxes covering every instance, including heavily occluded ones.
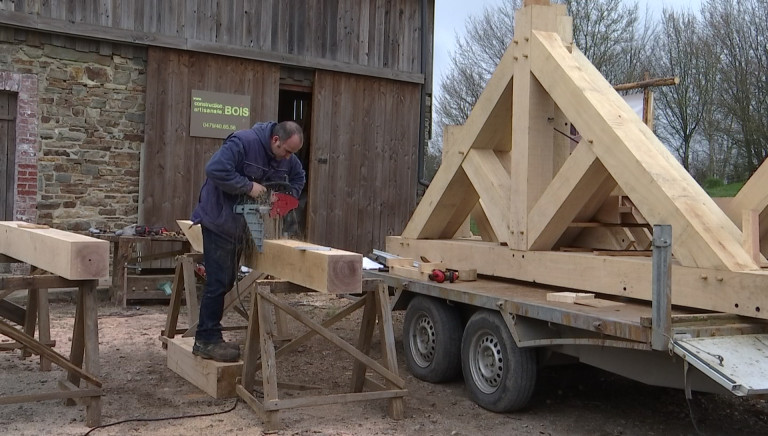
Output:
[410,312,436,368]
[469,329,503,394]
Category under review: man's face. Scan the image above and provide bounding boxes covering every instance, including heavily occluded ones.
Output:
[270,134,302,160]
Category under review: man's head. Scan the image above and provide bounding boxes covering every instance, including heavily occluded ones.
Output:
[270,121,304,160]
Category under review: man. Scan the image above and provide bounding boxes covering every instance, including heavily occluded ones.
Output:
[190,121,306,362]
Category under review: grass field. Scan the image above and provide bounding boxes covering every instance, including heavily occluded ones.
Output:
[705,181,744,197]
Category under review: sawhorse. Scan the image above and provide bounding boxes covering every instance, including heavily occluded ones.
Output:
[236,278,406,431]
[0,274,102,427]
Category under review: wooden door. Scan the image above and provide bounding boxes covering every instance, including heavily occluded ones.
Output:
[0,91,16,221]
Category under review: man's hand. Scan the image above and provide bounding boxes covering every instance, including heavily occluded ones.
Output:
[248,182,267,199]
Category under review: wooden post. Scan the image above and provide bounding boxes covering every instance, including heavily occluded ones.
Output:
[181,256,199,327]
[256,287,280,430]
[742,209,762,265]
[351,292,378,392]
[37,288,51,371]
[162,260,186,347]
[376,283,404,419]
[81,280,101,427]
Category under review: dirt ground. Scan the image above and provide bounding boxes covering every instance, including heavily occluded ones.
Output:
[1,291,768,436]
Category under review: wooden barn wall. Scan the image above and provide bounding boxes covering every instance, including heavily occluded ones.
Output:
[142,46,279,227]
[309,70,419,254]
[0,0,426,76]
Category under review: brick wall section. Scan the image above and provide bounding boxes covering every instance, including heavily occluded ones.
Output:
[0,71,38,223]
[0,32,146,231]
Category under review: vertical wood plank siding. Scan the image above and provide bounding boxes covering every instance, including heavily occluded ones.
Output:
[309,71,419,254]
[143,46,280,229]
[1,1,425,75]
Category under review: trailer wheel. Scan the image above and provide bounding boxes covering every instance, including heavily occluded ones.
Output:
[461,310,536,412]
[403,295,463,382]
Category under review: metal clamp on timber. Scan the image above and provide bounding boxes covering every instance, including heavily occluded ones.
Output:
[234,181,299,252]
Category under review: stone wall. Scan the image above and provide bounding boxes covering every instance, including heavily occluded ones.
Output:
[0,29,147,231]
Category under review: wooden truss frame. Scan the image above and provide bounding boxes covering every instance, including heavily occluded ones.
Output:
[387,1,768,320]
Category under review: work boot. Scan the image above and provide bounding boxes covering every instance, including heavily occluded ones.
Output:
[223,341,240,352]
[193,340,240,362]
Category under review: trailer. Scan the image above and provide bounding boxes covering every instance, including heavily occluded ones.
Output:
[366,1,768,414]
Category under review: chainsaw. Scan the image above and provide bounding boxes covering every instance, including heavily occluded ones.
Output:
[234,181,299,252]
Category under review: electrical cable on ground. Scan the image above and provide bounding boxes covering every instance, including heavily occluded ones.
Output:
[82,398,239,435]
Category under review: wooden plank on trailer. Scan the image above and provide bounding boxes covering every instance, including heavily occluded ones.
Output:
[249,240,362,294]
[546,291,594,303]
[386,236,768,321]
[529,31,757,271]
[0,222,109,280]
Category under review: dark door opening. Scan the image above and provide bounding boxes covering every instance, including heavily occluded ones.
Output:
[278,88,312,239]
[0,91,17,221]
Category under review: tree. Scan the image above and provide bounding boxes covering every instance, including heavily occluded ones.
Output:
[429,0,653,180]
[429,0,519,179]
[703,0,768,179]
[653,9,718,173]
[563,0,656,85]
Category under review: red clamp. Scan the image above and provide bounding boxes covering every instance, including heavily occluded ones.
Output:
[428,269,459,283]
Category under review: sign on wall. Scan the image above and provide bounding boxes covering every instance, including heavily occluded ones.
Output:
[190,90,251,139]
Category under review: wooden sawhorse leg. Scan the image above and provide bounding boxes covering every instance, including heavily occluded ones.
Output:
[20,287,52,370]
[162,254,201,347]
[62,280,102,427]
[237,281,406,431]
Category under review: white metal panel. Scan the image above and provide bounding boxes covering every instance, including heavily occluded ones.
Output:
[671,334,768,396]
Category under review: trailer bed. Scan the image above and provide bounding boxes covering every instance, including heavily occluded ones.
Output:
[366,269,768,396]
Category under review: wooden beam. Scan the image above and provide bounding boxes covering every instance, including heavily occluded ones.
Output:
[385,236,768,320]
[527,144,615,250]
[529,32,757,271]
[0,222,109,280]
[509,5,571,250]
[248,240,362,294]
[472,202,499,242]
[742,210,762,265]
[462,150,511,240]
[613,76,679,92]
[401,166,479,239]
[401,30,518,239]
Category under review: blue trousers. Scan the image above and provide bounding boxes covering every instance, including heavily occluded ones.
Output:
[196,226,242,343]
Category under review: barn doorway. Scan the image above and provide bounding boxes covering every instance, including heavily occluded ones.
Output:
[278,68,313,240]
[0,91,16,222]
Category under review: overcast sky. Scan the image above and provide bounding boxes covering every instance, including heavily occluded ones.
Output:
[433,0,704,90]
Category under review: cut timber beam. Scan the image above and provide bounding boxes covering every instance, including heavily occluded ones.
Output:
[386,236,768,321]
[248,240,362,294]
[0,222,109,280]
[529,31,758,271]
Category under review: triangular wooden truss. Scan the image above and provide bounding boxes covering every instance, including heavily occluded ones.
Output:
[388,3,768,320]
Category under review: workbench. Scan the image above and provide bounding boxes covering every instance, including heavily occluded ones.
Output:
[95,234,190,305]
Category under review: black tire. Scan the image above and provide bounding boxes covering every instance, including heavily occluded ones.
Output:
[403,295,463,383]
[461,310,536,412]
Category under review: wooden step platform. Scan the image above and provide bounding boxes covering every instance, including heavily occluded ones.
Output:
[165,337,241,399]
